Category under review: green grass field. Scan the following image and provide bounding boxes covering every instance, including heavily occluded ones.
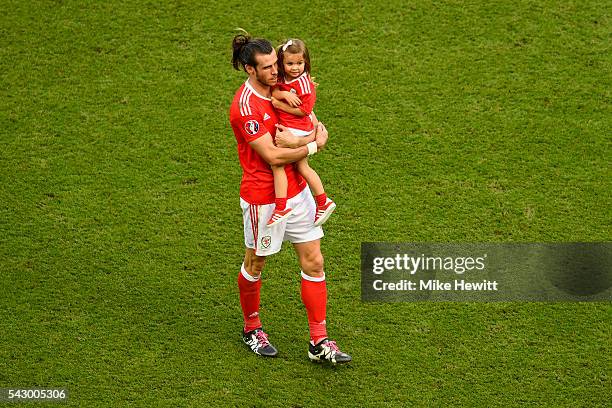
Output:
[1,0,610,406]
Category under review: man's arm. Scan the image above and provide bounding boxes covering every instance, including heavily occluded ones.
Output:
[274,112,319,149]
[249,123,328,166]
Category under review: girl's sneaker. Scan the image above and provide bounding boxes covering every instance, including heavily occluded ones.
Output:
[267,207,293,227]
[314,199,336,227]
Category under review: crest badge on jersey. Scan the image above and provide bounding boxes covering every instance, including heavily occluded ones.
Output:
[245,120,260,135]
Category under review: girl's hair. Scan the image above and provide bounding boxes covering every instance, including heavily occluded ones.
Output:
[231,32,274,71]
[276,38,311,81]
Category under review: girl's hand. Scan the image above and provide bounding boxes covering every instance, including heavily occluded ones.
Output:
[314,122,328,150]
[271,96,283,109]
[282,91,302,108]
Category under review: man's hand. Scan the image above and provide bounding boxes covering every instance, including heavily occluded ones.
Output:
[274,125,302,148]
[274,123,328,150]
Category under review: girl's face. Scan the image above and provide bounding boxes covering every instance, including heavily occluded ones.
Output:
[283,52,305,79]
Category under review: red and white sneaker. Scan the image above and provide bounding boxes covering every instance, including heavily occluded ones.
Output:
[267,207,293,227]
[314,199,336,227]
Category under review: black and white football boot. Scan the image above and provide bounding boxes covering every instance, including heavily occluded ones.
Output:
[308,338,352,364]
[242,328,278,357]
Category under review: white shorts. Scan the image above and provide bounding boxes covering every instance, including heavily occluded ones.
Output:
[287,127,314,137]
[241,187,324,256]
[286,113,315,137]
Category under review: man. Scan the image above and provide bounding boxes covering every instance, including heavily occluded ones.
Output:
[229,33,351,364]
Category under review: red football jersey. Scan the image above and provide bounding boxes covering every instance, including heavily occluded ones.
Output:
[275,72,316,132]
[229,79,306,205]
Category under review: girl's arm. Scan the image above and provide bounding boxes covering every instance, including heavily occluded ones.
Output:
[271,97,307,117]
[310,111,318,128]
[271,88,302,107]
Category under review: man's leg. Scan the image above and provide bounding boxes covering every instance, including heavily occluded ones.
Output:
[239,248,277,357]
[293,240,327,343]
[293,240,351,364]
[239,248,266,332]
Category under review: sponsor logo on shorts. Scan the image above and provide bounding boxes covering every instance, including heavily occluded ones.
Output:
[261,235,271,249]
[245,120,259,135]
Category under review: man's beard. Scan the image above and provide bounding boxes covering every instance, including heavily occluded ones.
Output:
[255,71,276,87]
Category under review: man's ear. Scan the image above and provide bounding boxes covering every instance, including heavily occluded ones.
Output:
[245,64,255,75]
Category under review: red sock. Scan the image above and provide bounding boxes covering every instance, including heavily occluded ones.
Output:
[275,197,287,211]
[300,272,328,344]
[238,265,262,333]
[314,193,327,207]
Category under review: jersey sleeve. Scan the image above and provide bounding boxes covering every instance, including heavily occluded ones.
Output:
[298,92,315,115]
[297,76,316,115]
[231,113,270,143]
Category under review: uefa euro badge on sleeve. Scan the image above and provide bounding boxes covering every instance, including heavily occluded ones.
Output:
[245,120,259,135]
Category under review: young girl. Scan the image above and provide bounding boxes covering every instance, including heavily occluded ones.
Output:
[267,38,336,227]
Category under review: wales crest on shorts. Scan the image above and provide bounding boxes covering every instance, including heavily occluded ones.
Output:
[261,235,271,249]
